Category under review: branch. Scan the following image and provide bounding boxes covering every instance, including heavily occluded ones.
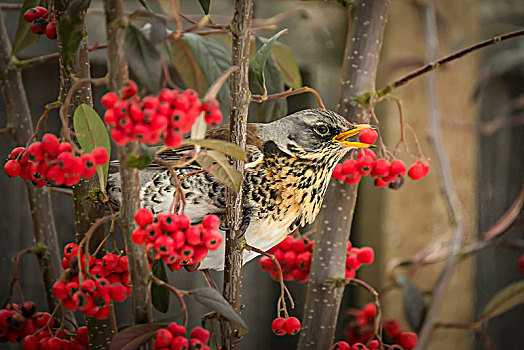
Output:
[150,276,189,329]
[0,9,63,314]
[14,43,107,70]
[219,1,253,349]
[251,86,325,110]
[377,28,524,97]
[103,0,153,331]
[415,3,465,348]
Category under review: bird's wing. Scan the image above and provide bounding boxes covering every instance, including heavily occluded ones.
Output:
[107,124,264,224]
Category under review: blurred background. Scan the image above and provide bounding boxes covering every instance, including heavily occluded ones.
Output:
[1,0,523,349]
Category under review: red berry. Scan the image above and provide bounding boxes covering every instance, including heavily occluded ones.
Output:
[390,159,406,175]
[167,322,186,337]
[132,227,146,245]
[76,326,88,344]
[34,312,53,328]
[341,159,357,176]
[81,154,97,178]
[283,317,301,335]
[362,303,376,319]
[202,215,220,230]
[41,133,60,155]
[368,340,379,349]
[101,92,119,109]
[271,317,287,336]
[398,332,418,349]
[358,128,378,145]
[358,148,376,160]
[201,229,222,250]
[171,336,189,350]
[47,337,63,350]
[53,281,68,300]
[119,255,129,270]
[155,235,174,256]
[4,159,21,177]
[407,162,424,180]
[91,147,109,165]
[34,6,48,18]
[190,338,204,349]
[44,21,57,40]
[22,335,39,349]
[154,328,173,348]
[374,177,387,188]
[357,247,374,264]
[102,253,119,271]
[158,213,178,232]
[30,17,48,34]
[190,326,210,343]
[372,158,390,177]
[357,156,373,175]
[134,208,154,227]
[332,341,351,350]
[185,225,203,245]
[24,8,40,23]
[120,80,138,100]
[109,284,128,303]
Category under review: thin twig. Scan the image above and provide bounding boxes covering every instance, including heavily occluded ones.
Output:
[14,43,107,69]
[415,3,465,348]
[377,28,524,97]
[251,86,326,110]
[150,275,189,329]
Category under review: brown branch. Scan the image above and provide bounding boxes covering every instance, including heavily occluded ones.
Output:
[298,1,389,348]
[377,28,524,97]
[14,43,107,70]
[219,1,253,349]
[415,3,465,348]
[0,9,64,314]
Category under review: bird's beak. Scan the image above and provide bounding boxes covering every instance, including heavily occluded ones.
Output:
[333,124,375,148]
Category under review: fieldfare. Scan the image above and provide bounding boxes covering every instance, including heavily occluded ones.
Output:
[108,109,372,270]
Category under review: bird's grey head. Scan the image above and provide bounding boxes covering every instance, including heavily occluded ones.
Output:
[259,109,373,161]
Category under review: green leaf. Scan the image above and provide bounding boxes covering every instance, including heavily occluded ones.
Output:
[398,275,426,332]
[169,39,209,95]
[73,104,111,189]
[481,280,524,321]
[251,29,288,93]
[198,0,211,14]
[182,139,247,161]
[271,42,302,89]
[57,0,91,67]
[11,0,41,55]
[181,33,231,112]
[189,287,248,332]
[196,150,242,193]
[253,37,287,123]
[124,24,161,93]
[109,323,165,350]
[151,260,170,313]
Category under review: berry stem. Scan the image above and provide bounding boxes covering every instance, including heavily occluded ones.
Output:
[150,275,189,329]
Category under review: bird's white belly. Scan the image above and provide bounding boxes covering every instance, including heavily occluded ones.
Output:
[199,216,293,271]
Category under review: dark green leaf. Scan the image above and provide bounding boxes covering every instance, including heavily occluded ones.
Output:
[198,0,211,14]
[183,139,247,161]
[124,24,161,93]
[189,287,248,332]
[182,33,231,112]
[398,275,426,332]
[482,280,524,321]
[169,38,209,95]
[57,0,91,67]
[73,104,111,189]
[253,38,287,123]
[196,151,242,193]
[11,0,41,55]
[123,155,153,169]
[109,323,165,350]
[151,260,170,313]
[251,29,288,93]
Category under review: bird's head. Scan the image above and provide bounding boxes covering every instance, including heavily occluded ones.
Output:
[259,109,374,161]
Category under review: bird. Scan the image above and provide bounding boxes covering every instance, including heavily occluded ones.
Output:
[107,108,372,271]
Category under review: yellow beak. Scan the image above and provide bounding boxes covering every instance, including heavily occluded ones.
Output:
[332,124,375,148]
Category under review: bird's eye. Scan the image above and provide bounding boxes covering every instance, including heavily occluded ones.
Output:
[315,124,329,136]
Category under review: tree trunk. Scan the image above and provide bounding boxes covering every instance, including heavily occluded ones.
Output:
[298,1,390,349]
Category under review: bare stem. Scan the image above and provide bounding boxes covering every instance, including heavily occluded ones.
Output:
[150,276,189,328]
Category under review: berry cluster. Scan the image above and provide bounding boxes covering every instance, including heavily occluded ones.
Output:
[0,302,88,349]
[132,208,222,270]
[152,322,210,350]
[332,148,429,189]
[271,316,301,336]
[3,134,109,187]
[102,81,222,148]
[259,236,374,283]
[52,243,130,319]
[22,326,89,350]
[332,339,380,350]
[24,6,57,40]
[343,303,418,350]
